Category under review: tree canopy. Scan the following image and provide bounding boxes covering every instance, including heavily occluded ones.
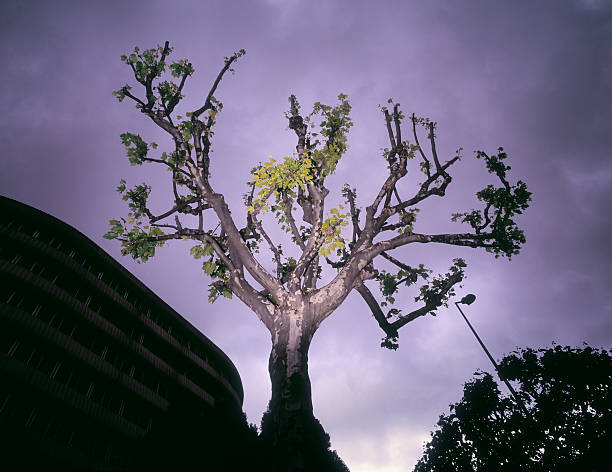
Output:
[104,41,532,470]
[104,41,531,350]
[415,345,612,472]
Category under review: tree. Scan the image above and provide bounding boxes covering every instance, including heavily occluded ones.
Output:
[104,42,531,471]
[414,345,612,472]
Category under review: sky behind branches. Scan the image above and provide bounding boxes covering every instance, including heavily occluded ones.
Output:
[1,1,611,470]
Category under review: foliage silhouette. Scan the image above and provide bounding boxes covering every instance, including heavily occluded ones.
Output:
[415,345,612,472]
[129,397,348,472]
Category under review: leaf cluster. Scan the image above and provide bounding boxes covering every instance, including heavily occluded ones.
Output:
[190,243,232,303]
[285,94,353,180]
[452,148,531,258]
[375,259,466,351]
[376,263,429,311]
[318,207,350,257]
[415,345,612,471]
[103,218,165,263]
[103,179,166,262]
[248,156,314,213]
[306,94,353,176]
[120,132,154,166]
[397,207,420,234]
[112,43,196,115]
[415,258,466,313]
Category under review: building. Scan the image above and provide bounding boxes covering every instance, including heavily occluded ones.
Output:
[0,196,254,471]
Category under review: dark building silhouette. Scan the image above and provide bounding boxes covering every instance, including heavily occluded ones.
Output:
[0,196,254,471]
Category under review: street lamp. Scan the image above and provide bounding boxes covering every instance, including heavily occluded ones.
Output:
[455,294,529,415]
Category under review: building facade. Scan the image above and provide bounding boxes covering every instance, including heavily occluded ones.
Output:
[0,196,251,470]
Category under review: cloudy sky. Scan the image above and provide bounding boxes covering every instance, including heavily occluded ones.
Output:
[2,0,611,470]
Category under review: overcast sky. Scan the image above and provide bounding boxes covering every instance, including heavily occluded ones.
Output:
[2,1,611,470]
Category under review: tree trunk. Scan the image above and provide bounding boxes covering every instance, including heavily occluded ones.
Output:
[260,309,347,472]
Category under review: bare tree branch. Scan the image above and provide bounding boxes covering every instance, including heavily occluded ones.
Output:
[390,272,462,331]
[428,122,443,172]
[380,251,419,274]
[412,113,431,178]
[373,231,491,256]
[393,104,402,147]
[166,66,191,114]
[121,88,146,108]
[251,211,284,279]
[202,184,288,304]
[290,183,327,288]
[388,155,460,215]
[383,108,397,158]
[193,50,244,118]
[343,186,361,245]
[282,195,306,250]
[355,283,398,339]
[140,156,191,176]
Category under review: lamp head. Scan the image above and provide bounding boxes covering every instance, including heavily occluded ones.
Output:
[459,294,476,305]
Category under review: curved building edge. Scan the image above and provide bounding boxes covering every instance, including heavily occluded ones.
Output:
[0,195,251,471]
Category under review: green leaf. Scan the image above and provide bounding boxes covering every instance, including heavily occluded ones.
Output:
[202,260,217,275]
[120,132,149,165]
[116,179,127,194]
[190,245,205,259]
[103,219,124,240]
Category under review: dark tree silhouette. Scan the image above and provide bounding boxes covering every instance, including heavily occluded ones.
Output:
[105,42,531,470]
[415,345,612,472]
[131,398,264,472]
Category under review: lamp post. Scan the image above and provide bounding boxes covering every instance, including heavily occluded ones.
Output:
[455,294,529,415]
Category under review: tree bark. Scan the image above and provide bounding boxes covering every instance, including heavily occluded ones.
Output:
[260,308,347,472]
